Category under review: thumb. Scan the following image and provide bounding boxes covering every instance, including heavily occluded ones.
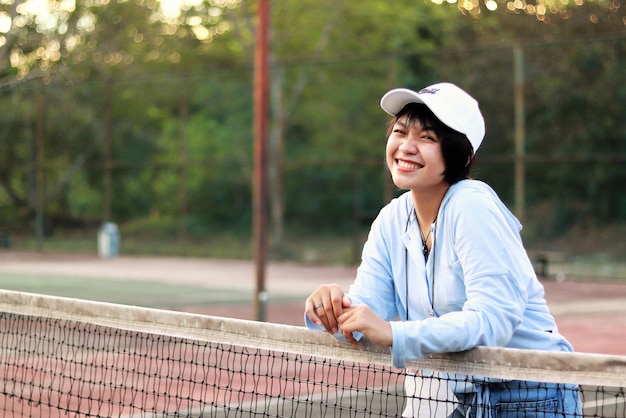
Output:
[342,295,351,308]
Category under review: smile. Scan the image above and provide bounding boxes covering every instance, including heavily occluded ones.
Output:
[396,159,422,170]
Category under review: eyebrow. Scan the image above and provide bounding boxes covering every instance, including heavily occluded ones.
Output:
[394,120,409,128]
[395,117,435,133]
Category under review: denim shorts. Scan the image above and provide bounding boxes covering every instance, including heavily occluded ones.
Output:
[451,380,582,418]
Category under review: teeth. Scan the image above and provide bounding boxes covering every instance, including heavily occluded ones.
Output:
[397,160,420,169]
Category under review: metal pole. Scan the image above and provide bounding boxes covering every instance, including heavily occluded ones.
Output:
[35,90,45,250]
[513,43,526,223]
[253,0,270,322]
[103,78,112,223]
[178,83,189,242]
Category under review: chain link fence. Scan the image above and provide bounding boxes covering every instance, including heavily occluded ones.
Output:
[0,37,624,267]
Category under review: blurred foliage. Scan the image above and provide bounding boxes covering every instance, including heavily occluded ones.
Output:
[0,0,624,262]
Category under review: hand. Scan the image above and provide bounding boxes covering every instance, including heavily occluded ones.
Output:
[337,304,392,348]
[305,284,351,335]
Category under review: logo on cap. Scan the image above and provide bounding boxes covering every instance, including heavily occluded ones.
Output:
[418,87,440,95]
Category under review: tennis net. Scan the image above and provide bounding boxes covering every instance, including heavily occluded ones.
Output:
[0,289,624,417]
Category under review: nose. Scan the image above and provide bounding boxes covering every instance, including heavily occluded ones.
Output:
[398,134,418,154]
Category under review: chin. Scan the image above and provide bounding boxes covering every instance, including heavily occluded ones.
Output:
[391,178,411,190]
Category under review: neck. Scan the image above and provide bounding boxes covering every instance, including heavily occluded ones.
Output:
[411,184,449,226]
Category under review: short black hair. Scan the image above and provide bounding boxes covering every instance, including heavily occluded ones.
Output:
[386,103,474,184]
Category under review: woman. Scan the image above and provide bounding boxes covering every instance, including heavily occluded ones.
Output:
[304,82,582,417]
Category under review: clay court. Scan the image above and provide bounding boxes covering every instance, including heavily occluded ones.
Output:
[0,250,625,357]
[0,250,625,417]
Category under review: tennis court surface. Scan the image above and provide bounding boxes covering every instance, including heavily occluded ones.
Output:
[0,250,624,355]
[0,251,625,417]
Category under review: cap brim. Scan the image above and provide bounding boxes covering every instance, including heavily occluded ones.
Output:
[380,88,426,116]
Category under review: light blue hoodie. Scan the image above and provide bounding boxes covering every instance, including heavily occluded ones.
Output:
[306,179,574,369]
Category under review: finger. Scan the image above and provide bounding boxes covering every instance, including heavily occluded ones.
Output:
[339,314,358,346]
[305,305,323,327]
[306,285,344,335]
[330,289,346,318]
[319,300,339,334]
[344,333,358,346]
[319,288,344,334]
[305,295,325,327]
[326,289,348,333]
[311,299,337,334]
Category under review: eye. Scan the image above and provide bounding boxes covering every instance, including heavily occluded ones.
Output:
[421,131,438,142]
[391,125,407,135]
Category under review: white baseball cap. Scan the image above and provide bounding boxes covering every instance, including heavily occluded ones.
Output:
[380,82,485,153]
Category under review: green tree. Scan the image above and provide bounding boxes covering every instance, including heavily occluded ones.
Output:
[0,0,246,232]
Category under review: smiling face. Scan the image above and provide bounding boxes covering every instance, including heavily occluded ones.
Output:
[386,111,448,193]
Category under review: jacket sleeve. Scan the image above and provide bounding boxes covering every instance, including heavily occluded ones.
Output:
[304,204,402,341]
[347,207,403,322]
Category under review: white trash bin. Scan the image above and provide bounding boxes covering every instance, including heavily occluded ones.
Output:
[98,222,120,258]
